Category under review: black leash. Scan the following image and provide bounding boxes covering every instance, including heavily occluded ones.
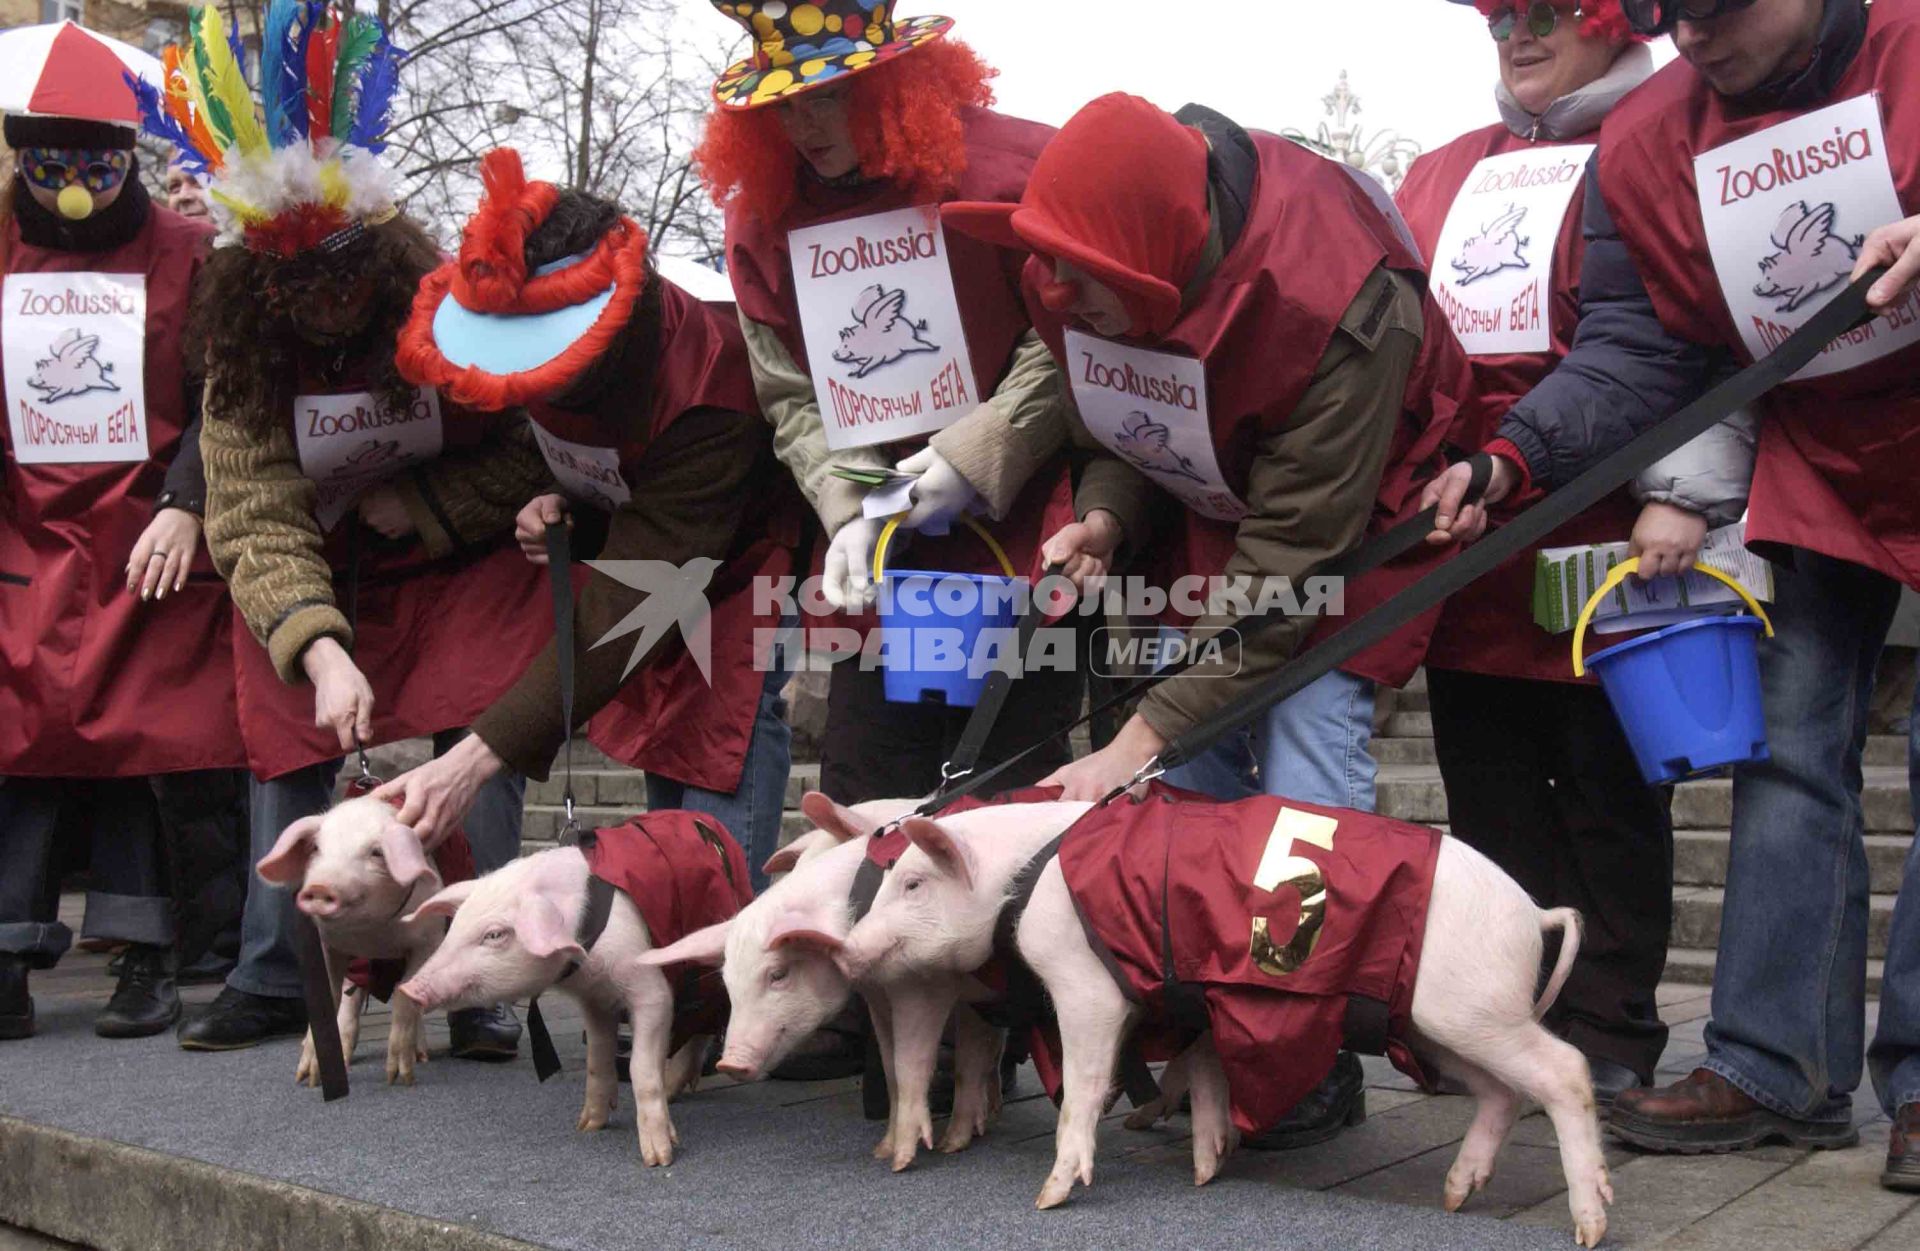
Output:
[292,517,371,1103]
[545,522,584,847]
[1144,269,1882,781]
[936,561,1069,790]
[527,521,600,1080]
[899,270,1881,820]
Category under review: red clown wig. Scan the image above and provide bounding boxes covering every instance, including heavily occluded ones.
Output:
[695,37,997,225]
[1473,0,1642,44]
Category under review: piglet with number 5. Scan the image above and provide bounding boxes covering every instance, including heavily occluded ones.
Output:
[836,785,1612,1247]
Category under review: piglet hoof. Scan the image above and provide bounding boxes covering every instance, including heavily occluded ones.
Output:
[1124,1098,1170,1131]
[872,1131,896,1162]
[385,1054,416,1087]
[1035,1172,1077,1210]
[577,1105,610,1133]
[937,1118,980,1155]
[1443,1163,1492,1213]
[637,1117,677,1168]
[1573,1213,1608,1249]
[1193,1127,1235,1187]
[295,1033,319,1087]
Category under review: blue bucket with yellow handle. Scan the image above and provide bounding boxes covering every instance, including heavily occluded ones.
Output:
[1572,557,1773,786]
[871,515,1022,707]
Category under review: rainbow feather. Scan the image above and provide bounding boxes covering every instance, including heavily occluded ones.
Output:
[345,36,405,152]
[185,12,233,151]
[162,45,222,171]
[306,9,341,141]
[260,0,315,146]
[127,71,212,175]
[197,5,267,156]
[329,13,383,144]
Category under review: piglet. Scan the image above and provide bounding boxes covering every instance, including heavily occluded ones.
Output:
[255,796,449,1088]
[398,834,724,1168]
[841,799,1612,1247]
[642,793,1005,1169]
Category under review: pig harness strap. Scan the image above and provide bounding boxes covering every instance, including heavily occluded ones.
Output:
[526,873,619,1081]
[911,270,1884,820]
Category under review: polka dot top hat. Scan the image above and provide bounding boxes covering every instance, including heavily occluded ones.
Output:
[710,1,953,109]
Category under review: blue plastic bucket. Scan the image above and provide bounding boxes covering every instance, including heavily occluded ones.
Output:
[872,517,1021,708]
[1585,616,1769,785]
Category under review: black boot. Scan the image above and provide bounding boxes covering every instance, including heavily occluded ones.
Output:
[0,955,33,1041]
[1242,1050,1367,1150]
[176,986,307,1050]
[448,1004,521,1061]
[95,944,181,1038]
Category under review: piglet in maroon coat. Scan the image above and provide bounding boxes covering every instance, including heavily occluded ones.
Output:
[399,812,751,1167]
[838,791,1611,1246]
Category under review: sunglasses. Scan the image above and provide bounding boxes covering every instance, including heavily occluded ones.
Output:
[1620,0,1761,34]
[18,147,129,194]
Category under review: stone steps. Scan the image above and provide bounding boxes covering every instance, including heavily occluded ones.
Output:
[1676,828,1913,894]
[1662,947,1887,997]
[1672,886,1898,960]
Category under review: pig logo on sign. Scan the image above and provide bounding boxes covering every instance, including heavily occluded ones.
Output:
[1112,411,1207,486]
[1451,204,1531,285]
[831,284,938,378]
[1753,200,1863,313]
[26,328,120,403]
[332,439,403,477]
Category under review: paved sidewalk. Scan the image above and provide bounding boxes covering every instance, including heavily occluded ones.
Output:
[2,902,1913,1251]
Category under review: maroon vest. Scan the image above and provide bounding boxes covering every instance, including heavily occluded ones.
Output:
[1397,124,1641,683]
[1026,133,1443,684]
[1058,784,1438,1133]
[586,811,755,1047]
[1596,0,1920,587]
[0,206,245,776]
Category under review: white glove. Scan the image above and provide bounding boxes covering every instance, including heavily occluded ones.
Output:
[823,515,886,610]
[897,447,978,537]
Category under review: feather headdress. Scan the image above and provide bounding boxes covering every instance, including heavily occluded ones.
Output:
[128,2,407,255]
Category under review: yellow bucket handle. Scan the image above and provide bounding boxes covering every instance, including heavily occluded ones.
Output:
[1571,556,1774,677]
[871,514,1018,586]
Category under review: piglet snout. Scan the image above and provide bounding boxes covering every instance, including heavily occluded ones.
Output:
[298,882,342,917]
[396,980,435,1011]
[713,1057,758,1082]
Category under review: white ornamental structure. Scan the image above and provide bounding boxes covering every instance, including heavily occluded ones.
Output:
[1284,70,1423,191]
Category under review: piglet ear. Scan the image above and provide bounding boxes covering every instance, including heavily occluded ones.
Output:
[639,920,731,968]
[761,844,806,877]
[765,912,844,957]
[516,893,584,962]
[401,879,477,925]
[902,817,972,891]
[800,791,879,843]
[256,816,324,885]
[378,820,437,892]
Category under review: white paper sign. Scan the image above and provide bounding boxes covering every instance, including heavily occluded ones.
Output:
[3,272,149,464]
[1429,144,1593,357]
[293,388,444,531]
[1065,327,1246,522]
[531,423,632,511]
[1695,93,1920,380]
[788,206,979,450]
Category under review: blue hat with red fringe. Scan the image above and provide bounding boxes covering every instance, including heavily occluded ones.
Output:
[709,1,952,109]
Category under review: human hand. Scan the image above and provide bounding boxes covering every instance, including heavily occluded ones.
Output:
[823,515,886,610]
[357,484,416,540]
[1039,716,1167,801]
[1421,456,1517,546]
[302,637,375,752]
[125,507,201,600]
[1039,509,1124,597]
[515,494,570,565]
[373,734,502,851]
[896,446,977,534]
[1852,214,1920,313]
[1628,501,1709,580]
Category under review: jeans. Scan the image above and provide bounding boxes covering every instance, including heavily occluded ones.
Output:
[228,734,526,1000]
[0,777,173,964]
[644,643,795,895]
[1162,666,1378,810]
[1703,549,1920,1120]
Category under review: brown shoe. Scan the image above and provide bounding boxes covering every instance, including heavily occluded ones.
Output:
[1885,1102,1920,1192]
[1609,1068,1858,1154]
